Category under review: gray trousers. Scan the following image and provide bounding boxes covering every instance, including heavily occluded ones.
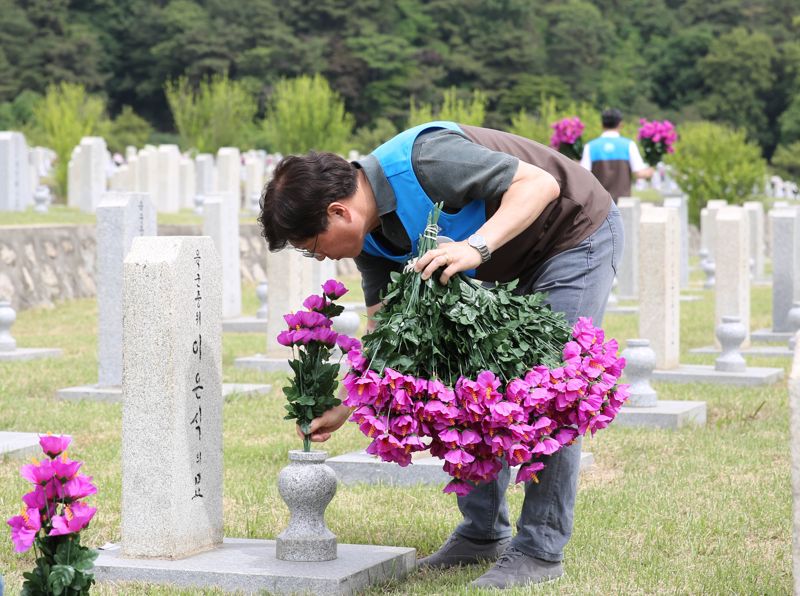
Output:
[455,202,623,562]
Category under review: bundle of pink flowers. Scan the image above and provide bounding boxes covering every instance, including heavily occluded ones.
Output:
[549,116,585,149]
[637,118,677,166]
[342,317,629,496]
[7,435,97,552]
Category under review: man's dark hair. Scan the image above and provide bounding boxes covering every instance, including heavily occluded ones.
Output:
[601,108,623,129]
[258,152,357,251]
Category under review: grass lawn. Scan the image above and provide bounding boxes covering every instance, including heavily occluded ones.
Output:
[0,206,258,227]
[0,274,792,594]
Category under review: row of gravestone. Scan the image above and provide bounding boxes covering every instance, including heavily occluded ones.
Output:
[0,131,55,212]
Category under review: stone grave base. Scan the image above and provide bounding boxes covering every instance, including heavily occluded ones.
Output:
[751,328,793,343]
[235,354,292,373]
[680,294,703,302]
[651,365,783,386]
[328,450,594,487]
[93,538,415,595]
[222,317,268,333]
[0,431,41,459]
[56,383,272,403]
[689,345,792,358]
[0,347,62,362]
[614,400,706,429]
[605,305,638,315]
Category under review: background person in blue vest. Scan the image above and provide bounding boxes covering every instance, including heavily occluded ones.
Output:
[580,108,653,202]
[259,121,622,589]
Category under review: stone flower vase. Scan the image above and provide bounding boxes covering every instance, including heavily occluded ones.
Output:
[276,450,338,561]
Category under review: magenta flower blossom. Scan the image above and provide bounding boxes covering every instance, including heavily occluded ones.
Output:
[638,118,677,165]
[39,435,71,458]
[302,294,328,311]
[52,455,82,480]
[390,414,417,436]
[21,459,55,486]
[507,443,533,466]
[550,117,585,148]
[7,507,41,552]
[284,310,331,330]
[60,474,98,501]
[49,501,97,536]
[444,448,475,468]
[322,279,348,299]
[336,334,361,353]
[516,461,545,484]
[443,479,474,496]
[347,349,367,372]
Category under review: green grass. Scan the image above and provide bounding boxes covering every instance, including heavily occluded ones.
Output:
[0,207,257,228]
[0,276,792,594]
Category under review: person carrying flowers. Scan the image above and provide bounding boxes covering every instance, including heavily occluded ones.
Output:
[258,121,623,589]
[580,108,653,202]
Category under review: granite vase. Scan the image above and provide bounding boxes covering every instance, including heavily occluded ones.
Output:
[276,450,338,562]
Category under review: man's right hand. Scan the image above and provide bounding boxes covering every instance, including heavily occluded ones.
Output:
[296,403,353,443]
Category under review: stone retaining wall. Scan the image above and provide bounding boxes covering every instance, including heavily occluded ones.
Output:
[0,223,358,312]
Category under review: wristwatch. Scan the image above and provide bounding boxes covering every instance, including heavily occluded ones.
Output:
[467,233,492,263]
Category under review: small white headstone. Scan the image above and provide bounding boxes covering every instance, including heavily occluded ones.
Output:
[714,207,750,348]
[202,193,241,319]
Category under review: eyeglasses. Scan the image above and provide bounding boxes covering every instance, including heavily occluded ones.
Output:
[294,234,319,259]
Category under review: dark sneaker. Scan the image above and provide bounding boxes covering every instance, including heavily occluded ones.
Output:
[470,546,564,588]
[417,533,511,569]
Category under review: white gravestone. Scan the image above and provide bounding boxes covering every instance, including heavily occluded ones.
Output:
[203,193,242,319]
[663,196,689,289]
[195,154,216,197]
[702,199,728,261]
[122,236,223,559]
[244,154,265,210]
[639,207,680,370]
[743,201,766,281]
[135,146,159,200]
[790,340,800,595]
[156,144,181,213]
[616,197,640,299]
[67,147,81,208]
[0,132,33,211]
[76,137,108,213]
[771,209,798,333]
[216,147,241,208]
[179,156,196,210]
[98,193,158,386]
[714,207,751,348]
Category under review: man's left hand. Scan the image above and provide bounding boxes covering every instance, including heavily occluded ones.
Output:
[414,241,483,284]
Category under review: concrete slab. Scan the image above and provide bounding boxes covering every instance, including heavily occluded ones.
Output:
[651,364,783,386]
[222,317,268,333]
[235,355,292,373]
[0,431,41,459]
[93,538,415,595]
[0,348,62,362]
[56,383,271,403]
[690,345,792,357]
[605,306,638,315]
[751,328,793,343]
[328,450,594,487]
[680,294,704,302]
[614,400,706,429]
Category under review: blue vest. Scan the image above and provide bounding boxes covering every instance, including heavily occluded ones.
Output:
[362,121,487,276]
[586,135,632,163]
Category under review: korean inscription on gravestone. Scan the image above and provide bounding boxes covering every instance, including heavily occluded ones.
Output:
[191,249,203,500]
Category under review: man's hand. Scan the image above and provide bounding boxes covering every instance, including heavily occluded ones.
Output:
[296,403,352,443]
[414,241,482,284]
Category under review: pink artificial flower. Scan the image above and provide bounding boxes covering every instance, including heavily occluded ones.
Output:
[505,378,530,404]
[322,279,348,299]
[310,327,338,346]
[60,474,98,501]
[476,371,502,405]
[39,434,71,458]
[342,370,381,406]
[515,461,545,484]
[572,317,597,351]
[554,427,579,446]
[532,436,560,456]
[283,310,331,330]
[7,507,41,552]
[51,454,82,480]
[487,433,514,457]
[444,448,475,468]
[390,415,417,436]
[21,486,48,511]
[346,349,367,372]
[507,443,533,466]
[489,401,525,425]
[49,501,97,536]
[336,334,361,353]
[20,459,55,486]
[358,414,387,438]
[302,294,328,311]
[443,479,474,496]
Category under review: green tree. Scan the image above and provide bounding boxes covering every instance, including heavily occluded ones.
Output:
[351,117,398,154]
[108,106,153,153]
[698,28,777,148]
[779,95,800,145]
[509,97,603,147]
[408,87,487,127]
[262,74,354,154]
[665,121,766,223]
[165,74,258,153]
[28,82,109,199]
[771,142,800,180]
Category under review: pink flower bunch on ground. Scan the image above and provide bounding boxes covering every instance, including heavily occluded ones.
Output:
[7,435,97,552]
[343,317,628,496]
[549,117,585,148]
[637,118,677,166]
